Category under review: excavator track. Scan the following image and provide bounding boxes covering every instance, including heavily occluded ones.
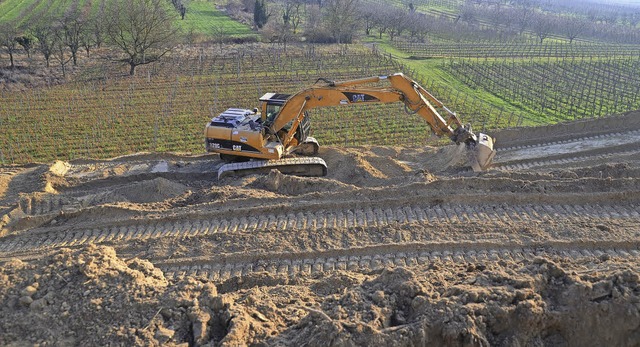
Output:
[217,157,327,179]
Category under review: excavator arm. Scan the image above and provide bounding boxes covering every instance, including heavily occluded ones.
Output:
[267,73,495,170]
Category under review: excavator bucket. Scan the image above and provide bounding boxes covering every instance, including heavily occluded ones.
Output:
[470,133,496,172]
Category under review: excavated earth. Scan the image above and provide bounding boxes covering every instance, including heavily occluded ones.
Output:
[1,111,640,346]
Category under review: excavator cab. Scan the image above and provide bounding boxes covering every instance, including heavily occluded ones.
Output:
[259,93,312,146]
[260,93,290,124]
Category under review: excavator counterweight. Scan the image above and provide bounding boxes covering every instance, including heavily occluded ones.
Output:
[204,73,495,177]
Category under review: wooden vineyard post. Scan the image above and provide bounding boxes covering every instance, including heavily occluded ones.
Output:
[469,98,479,124]
[480,103,487,132]
[506,112,513,128]
[494,108,503,129]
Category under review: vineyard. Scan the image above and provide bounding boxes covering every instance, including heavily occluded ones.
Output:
[2,0,640,165]
[5,38,638,164]
[387,40,640,124]
[363,0,461,12]
[394,41,640,59]
[445,56,640,122]
[3,44,499,164]
[0,0,94,24]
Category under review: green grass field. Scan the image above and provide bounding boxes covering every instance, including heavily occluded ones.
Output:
[0,0,256,42]
[0,0,79,24]
[0,0,37,22]
[176,1,257,41]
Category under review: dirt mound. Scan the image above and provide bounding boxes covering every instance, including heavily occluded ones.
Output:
[320,146,443,186]
[492,110,640,149]
[270,261,640,346]
[252,170,358,195]
[551,162,638,179]
[0,245,168,345]
[48,161,71,177]
[166,185,283,209]
[417,144,470,173]
[0,245,255,346]
[114,177,189,204]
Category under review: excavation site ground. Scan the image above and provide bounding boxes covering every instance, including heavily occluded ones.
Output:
[1,111,640,346]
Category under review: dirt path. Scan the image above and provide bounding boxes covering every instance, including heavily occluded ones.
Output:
[1,111,640,346]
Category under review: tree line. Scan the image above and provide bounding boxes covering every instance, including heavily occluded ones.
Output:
[222,0,640,46]
[0,0,179,76]
[458,0,640,44]
[3,0,639,77]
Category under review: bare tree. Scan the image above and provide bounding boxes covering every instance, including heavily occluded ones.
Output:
[0,22,19,68]
[530,12,556,43]
[303,5,324,40]
[262,20,294,51]
[212,24,228,52]
[104,0,179,76]
[492,7,516,34]
[80,27,95,57]
[90,3,107,49]
[562,16,588,43]
[514,0,535,35]
[359,3,376,36]
[407,12,429,42]
[240,0,254,12]
[282,0,303,34]
[58,11,85,66]
[31,19,58,67]
[52,30,73,78]
[387,7,409,41]
[369,2,394,39]
[15,35,34,59]
[323,0,360,43]
[456,2,476,25]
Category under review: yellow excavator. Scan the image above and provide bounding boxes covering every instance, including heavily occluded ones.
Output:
[205,73,495,178]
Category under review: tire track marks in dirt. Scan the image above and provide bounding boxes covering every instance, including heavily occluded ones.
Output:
[1,201,638,259]
[494,129,640,170]
[157,242,640,282]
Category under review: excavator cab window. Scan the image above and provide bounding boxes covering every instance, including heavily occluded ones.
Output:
[265,104,281,123]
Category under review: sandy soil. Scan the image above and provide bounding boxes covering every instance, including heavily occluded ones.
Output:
[1,111,640,346]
